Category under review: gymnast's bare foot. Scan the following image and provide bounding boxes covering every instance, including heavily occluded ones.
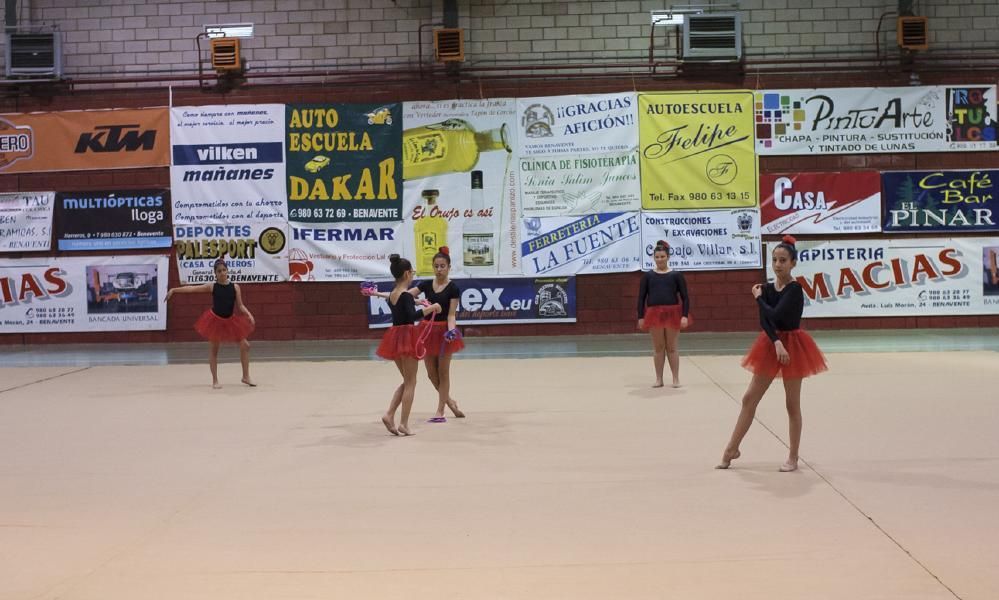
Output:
[653,380,665,388]
[716,449,741,469]
[397,424,413,436]
[446,398,465,418]
[381,415,398,436]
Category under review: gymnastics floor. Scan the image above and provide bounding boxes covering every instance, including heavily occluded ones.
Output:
[1,329,996,600]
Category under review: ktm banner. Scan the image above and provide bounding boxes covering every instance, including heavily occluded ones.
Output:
[0,108,169,174]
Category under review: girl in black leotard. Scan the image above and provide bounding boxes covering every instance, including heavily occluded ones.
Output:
[416,247,466,423]
[368,247,466,422]
[165,257,256,389]
[717,235,827,472]
[375,254,441,436]
[637,240,691,388]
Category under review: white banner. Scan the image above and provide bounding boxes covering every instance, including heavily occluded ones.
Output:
[173,223,288,284]
[170,104,287,224]
[288,222,401,281]
[519,152,641,216]
[516,93,640,217]
[170,105,288,282]
[768,238,999,317]
[0,191,54,252]
[640,209,761,271]
[517,92,637,156]
[520,212,641,276]
[402,99,520,277]
[0,255,168,333]
[755,85,998,155]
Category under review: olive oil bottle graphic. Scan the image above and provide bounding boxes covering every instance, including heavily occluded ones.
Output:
[402,119,511,180]
[413,189,448,276]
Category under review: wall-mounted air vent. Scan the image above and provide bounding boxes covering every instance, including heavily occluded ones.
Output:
[210,37,242,71]
[897,16,928,51]
[4,32,63,78]
[682,13,741,61]
[434,28,464,62]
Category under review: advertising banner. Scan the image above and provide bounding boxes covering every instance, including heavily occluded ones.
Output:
[517,92,636,156]
[639,91,758,210]
[366,276,576,327]
[0,255,168,333]
[520,212,642,276]
[0,108,169,174]
[0,191,54,252]
[287,221,402,281]
[173,223,288,284]
[286,103,402,223]
[640,209,761,271]
[519,152,641,217]
[754,85,998,154]
[170,104,287,225]
[760,172,882,235]
[882,170,999,233]
[171,105,287,282]
[401,99,520,278]
[768,238,999,317]
[55,189,172,250]
[517,93,640,216]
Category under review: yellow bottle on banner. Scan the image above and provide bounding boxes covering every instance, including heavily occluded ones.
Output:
[402,119,510,180]
[414,190,448,276]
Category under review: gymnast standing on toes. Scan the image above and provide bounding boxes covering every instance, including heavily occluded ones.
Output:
[637,240,691,388]
[165,257,256,389]
[717,235,827,472]
[416,247,466,423]
[374,254,441,437]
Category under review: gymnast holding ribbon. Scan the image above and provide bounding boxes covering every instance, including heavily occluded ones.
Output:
[414,246,466,422]
[367,254,442,436]
[362,246,466,430]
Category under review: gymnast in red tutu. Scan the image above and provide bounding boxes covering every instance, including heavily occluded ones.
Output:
[717,235,827,472]
[415,247,466,423]
[637,240,691,388]
[376,254,441,436]
[366,247,466,423]
[164,257,256,389]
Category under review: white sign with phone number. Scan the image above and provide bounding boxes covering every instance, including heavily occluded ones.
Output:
[0,192,55,252]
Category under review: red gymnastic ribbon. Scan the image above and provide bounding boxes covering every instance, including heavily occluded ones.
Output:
[414,319,435,360]
[413,299,435,360]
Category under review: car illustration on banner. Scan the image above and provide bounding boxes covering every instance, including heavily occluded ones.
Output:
[304,155,331,173]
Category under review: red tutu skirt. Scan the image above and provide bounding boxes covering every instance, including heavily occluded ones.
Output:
[641,304,691,330]
[376,324,423,360]
[741,329,827,379]
[423,321,465,357]
[194,309,255,343]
